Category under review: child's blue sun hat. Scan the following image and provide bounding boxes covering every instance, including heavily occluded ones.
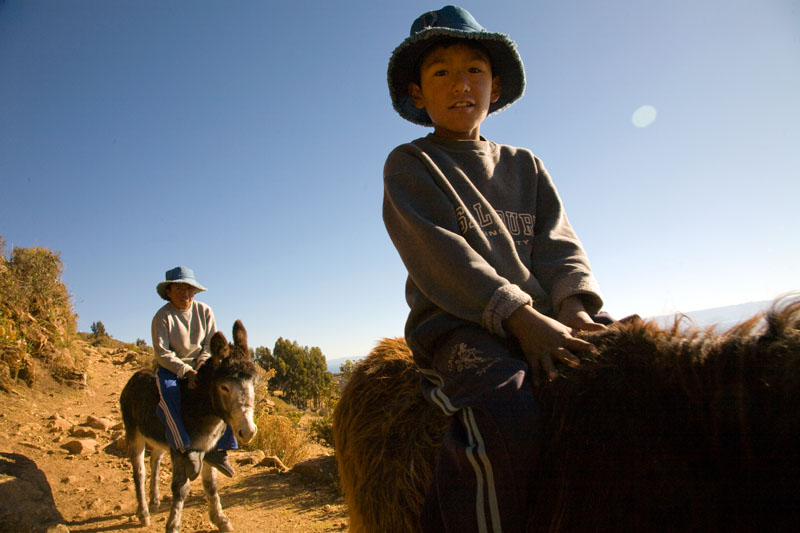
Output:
[157,266,207,300]
[388,5,526,126]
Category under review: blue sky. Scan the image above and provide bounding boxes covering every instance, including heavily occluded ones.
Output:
[2,0,798,362]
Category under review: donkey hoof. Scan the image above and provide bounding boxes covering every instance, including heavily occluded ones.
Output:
[138,513,150,526]
[215,516,233,532]
[148,498,160,513]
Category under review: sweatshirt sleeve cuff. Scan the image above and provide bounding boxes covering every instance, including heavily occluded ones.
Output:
[550,276,604,316]
[482,284,533,337]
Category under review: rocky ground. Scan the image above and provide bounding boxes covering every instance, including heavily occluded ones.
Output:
[0,342,348,532]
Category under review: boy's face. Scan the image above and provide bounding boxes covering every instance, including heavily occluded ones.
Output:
[408,43,500,140]
[167,283,197,310]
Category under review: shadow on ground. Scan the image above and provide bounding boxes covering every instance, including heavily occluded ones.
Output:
[0,452,67,532]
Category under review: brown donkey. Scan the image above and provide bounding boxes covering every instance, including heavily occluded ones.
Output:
[334,299,800,532]
[120,320,258,532]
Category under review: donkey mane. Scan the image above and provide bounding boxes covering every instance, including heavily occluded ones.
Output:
[213,357,258,382]
[195,349,258,386]
[525,298,800,531]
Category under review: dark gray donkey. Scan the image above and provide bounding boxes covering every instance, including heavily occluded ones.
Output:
[120,320,258,532]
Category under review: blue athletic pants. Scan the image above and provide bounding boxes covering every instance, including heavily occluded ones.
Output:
[416,313,615,532]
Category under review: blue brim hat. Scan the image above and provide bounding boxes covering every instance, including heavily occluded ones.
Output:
[156,266,207,300]
[388,5,526,126]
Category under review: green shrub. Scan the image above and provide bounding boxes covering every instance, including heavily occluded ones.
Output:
[258,338,336,410]
[309,411,335,448]
[90,321,107,337]
[285,410,303,427]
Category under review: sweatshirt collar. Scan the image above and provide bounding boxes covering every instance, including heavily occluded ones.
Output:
[424,133,497,154]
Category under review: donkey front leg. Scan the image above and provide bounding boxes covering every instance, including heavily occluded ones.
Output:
[202,463,232,532]
[149,447,166,513]
[166,449,191,533]
[128,436,151,526]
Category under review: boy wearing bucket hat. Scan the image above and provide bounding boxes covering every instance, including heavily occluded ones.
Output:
[152,266,236,477]
[383,5,611,530]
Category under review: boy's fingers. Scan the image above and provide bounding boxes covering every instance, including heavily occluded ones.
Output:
[529,341,589,385]
[576,321,607,332]
[565,337,595,353]
[555,347,580,367]
[540,354,559,382]
[528,352,557,383]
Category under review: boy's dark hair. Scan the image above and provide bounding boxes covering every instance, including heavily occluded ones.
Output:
[409,38,494,87]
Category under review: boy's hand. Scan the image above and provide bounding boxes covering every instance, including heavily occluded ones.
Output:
[503,305,595,384]
[184,369,199,389]
[557,295,607,333]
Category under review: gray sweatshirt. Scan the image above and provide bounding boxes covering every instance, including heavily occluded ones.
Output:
[383,134,602,350]
[151,300,217,377]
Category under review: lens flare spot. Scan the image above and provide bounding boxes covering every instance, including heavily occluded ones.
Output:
[632,105,657,128]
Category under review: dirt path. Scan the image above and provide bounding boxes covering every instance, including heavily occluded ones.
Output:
[0,344,348,532]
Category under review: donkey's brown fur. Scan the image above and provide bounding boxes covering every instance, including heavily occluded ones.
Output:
[334,338,448,533]
[333,299,800,532]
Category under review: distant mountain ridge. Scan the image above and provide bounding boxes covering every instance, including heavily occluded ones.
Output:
[327,300,780,373]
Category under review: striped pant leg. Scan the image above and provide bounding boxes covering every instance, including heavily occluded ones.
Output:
[418,326,539,533]
[155,367,192,452]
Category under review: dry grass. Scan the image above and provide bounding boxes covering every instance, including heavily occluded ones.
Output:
[247,411,317,467]
[1,238,79,389]
[244,366,319,467]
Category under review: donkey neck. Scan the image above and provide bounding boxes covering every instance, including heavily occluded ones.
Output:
[180,378,226,422]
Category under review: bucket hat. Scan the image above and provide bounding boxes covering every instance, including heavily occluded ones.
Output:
[388,5,526,126]
[156,266,207,300]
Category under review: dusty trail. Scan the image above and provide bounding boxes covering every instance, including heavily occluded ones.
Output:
[0,342,348,532]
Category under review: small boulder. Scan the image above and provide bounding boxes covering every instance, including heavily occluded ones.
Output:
[83,416,113,431]
[291,456,338,484]
[69,427,97,439]
[61,439,97,455]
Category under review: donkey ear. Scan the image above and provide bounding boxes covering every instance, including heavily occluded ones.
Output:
[210,331,230,362]
[232,320,248,352]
